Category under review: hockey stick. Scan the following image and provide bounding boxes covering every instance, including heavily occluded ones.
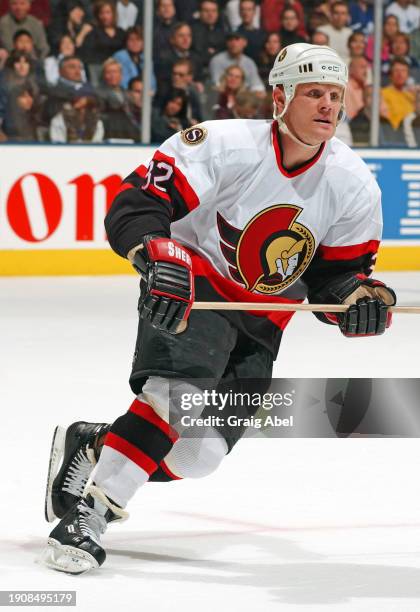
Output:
[192,302,419,314]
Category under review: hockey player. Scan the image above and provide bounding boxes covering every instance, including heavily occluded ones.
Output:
[42,43,396,574]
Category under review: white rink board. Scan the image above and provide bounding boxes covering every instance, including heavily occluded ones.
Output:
[0,145,154,249]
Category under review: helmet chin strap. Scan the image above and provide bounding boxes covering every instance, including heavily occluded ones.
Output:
[276,115,322,150]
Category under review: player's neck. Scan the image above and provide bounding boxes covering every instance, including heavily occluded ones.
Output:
[279,131,323,169]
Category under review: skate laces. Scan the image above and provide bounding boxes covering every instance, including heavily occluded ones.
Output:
[62,448,93,498]
[77,500,107,544]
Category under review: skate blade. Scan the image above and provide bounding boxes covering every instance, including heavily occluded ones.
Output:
[40,538,99,575]
[44,426,67,523]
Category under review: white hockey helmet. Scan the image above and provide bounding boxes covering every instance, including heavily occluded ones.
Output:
[269,43,348,121]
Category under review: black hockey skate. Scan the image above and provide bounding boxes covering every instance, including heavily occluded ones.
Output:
[45,421,110,522]
[42,484,128,574]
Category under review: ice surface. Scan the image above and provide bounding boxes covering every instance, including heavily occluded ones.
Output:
[1,272,420,612]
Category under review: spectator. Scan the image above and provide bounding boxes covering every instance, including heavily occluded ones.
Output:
[113,26,157,90]
[49,91,104,142]
[347,31,372,82]
[318,1,353,61]
[0,45,7,70]
[1,49,39,94]
[386,0,420,34]
[403,86,420,147]
[261,0,307,38]
[349,0,373,35]
[151,87,188,142]
[345,56,369,119]
[232,88,260,118]
[383,33,419,74]
[12,29,48,84]
[236,0,265,63]
[209,32,265,94]
[44,33,87,85]
[213,63,247,118]
[191,0,226,72]
[157,58,204,122]
[0,0,49,58]
[280,7,307,47]
[257,32,281,83]
[80,0,125,82]
[310,0,336,23]
[225,0,260,30]
[126,75,143,133]
[116,0,138,30]
[349,84,374,145]
[306,8,330,38]
[174,0,200,22]
[156,22,203,89]
[48,0,92,54]
[381,58,415,130]
[311,30,329,45]
[349,84,388,145]
[153,0,177,57]
[13,28,38,57]
[45,54,94,119]
[97,57,141,141]
[0,0,52,27]
[3,82,41,141]
[366,14,399,63]
[409,29,420,63]
[347,31,367,60]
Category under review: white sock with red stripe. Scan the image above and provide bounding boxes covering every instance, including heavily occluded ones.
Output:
[90,445,149,508]
[91,389,179,507]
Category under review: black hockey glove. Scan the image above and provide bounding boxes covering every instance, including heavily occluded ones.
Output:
[309,273,396,337]
[133,234,194,334]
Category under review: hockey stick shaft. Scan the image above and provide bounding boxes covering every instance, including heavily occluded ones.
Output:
[192,302,418,314]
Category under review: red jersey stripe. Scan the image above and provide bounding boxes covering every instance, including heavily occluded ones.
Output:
[160,459,183,480]
[135,164,148,178]
[129,399,179,443]
[153,150,200,212]
[271,122,325,178]
[116,182,134,196]
[146,182,171,202]
[104,431,158,475]
[189,250,299,331]
[318,240,380,261]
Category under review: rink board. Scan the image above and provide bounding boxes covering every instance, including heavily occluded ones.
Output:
[0,144,419,275]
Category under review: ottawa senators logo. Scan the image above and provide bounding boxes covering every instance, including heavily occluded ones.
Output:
[181,125,208,145]
[218,205,315,295]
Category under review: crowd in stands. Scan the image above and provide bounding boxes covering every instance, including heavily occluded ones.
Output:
[0,0,419,146]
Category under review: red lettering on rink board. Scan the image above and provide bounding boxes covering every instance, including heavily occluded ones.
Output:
[7,173,62,242]
[69,174,121,240]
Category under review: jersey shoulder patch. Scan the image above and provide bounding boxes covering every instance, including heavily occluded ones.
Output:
[181,125,208,146]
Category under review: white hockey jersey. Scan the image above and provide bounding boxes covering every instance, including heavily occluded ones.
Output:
[106,119,382,353]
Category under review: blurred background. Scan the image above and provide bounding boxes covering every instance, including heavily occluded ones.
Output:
[0,0,419,275]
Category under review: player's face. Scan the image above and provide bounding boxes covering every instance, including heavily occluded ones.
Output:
[278,83,343,145]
